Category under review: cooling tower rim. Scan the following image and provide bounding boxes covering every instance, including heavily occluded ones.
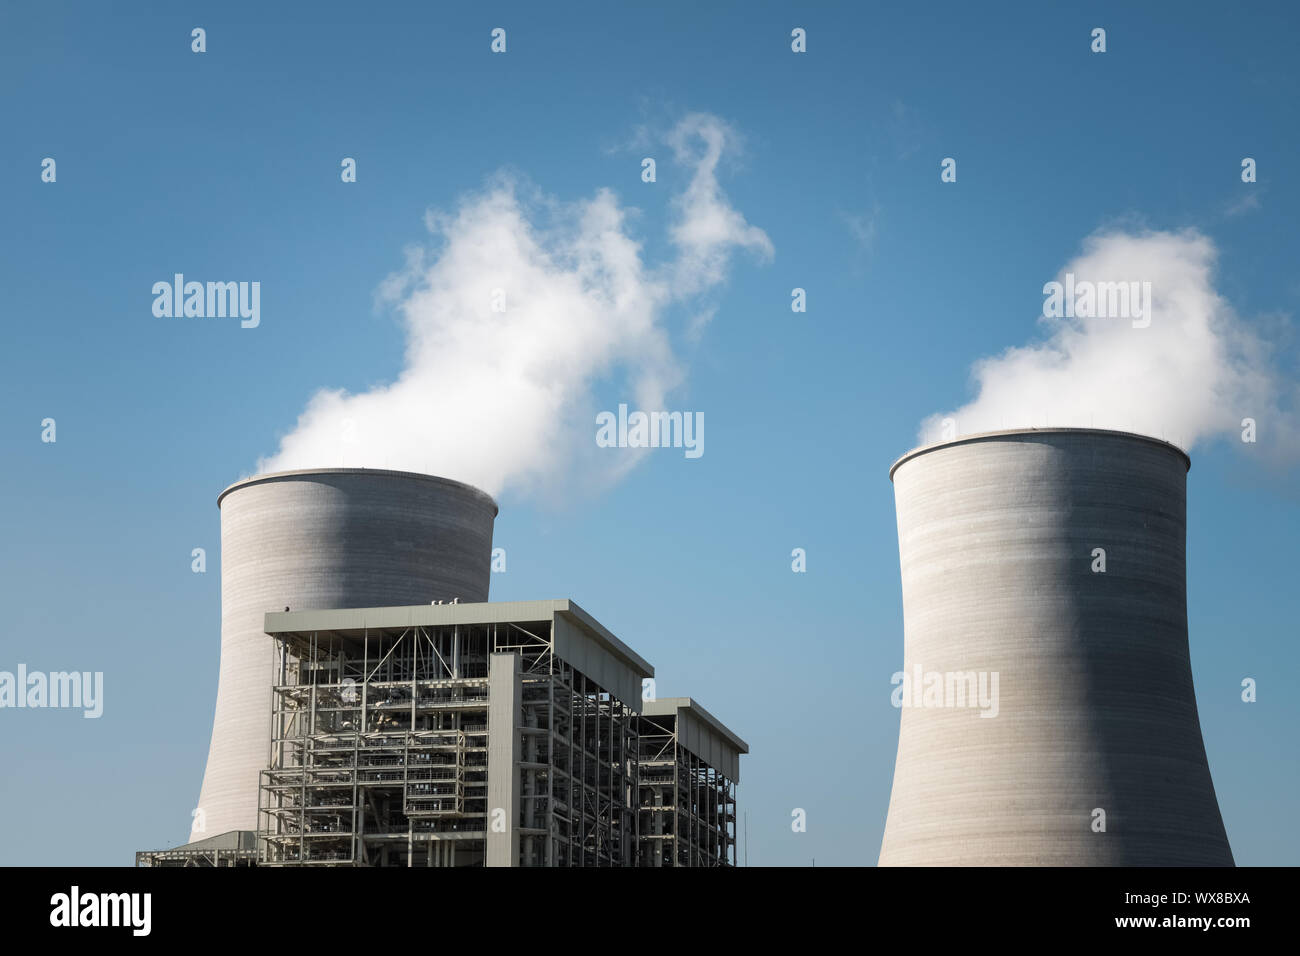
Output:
[217,467,499,515]
[888,427,1191,482]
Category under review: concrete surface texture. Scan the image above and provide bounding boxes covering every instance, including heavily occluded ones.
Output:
[878,429,1233,866]
[190,468,497,842]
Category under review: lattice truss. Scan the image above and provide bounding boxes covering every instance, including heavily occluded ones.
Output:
[257,620,640,867]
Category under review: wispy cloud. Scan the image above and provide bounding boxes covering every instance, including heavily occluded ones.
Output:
[887,98,926,161]
[840,203,880,271]
[1222,190,1262,218]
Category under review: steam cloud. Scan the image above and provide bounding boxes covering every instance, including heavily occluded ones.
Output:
[920,229,1299,457]
[259,114,771,499]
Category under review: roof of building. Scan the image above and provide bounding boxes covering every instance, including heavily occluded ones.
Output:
[263,598,653,678]
[642,696,749,756]
[140,830,257,854]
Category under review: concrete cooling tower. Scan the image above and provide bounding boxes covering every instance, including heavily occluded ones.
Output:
[191,468,497,842]
[878,428,1233,866]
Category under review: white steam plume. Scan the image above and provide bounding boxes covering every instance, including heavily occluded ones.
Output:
[259,113,771,499]
[920,228,1299,457]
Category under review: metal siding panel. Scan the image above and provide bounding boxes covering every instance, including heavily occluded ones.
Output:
[486,652,522,867]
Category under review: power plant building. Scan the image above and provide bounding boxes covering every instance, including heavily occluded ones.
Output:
[137,469,747,868]
[261,600,648,867]
[143,427,1233,869]
[637,697,746,867]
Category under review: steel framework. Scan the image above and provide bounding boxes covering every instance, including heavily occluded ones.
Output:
[637,710,738,866]
[256,618,639,866]
[134,831,257,867]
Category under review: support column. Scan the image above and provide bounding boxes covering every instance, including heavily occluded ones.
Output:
[486,652,521,867]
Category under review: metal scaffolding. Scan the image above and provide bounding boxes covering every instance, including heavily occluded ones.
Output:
[136,601,747,868]
[134,830,257,867]
[256,616,641,867]
[637,708,739,866]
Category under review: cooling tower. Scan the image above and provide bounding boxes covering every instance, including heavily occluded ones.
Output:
[879,428,1232,866]
[191,468,497,842]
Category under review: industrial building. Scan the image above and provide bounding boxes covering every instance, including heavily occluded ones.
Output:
[878,428,1233,866]
[136,469,746,868]
[637,697,745,867]
[135,830,257,868]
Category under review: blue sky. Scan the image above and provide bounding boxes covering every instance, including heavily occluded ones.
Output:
[1,1,1297,866]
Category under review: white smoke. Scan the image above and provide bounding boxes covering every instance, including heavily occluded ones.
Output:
[921,228,1299,457]
[259,113,771,499]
